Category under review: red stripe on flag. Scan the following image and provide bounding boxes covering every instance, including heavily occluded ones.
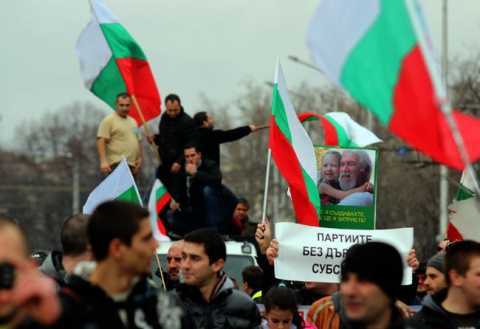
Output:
[390,45,480,170]
[115,58,161,125]
[298,112,339,146]
[269,117,319,226]
[447,222,463,242]
[155,193,171,236]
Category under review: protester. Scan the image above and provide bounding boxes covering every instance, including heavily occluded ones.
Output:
[423,252,447,295]
[152,94,195,191]
[174,228,261,329]
[307,242,411,329]
[242,265,264,303]
[191,111,260,166]
[96,92,143,175]
[226,198,254,237]
[412,240,480,329]
[413,262,427,304]
[59,200,188,329]
[262,286,315,329]
[39,214,91,286]
[0,217,61,328]
[169,144,226,233]
[164,240,183,290]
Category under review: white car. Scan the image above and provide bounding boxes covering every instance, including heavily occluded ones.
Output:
[152,240,258,286]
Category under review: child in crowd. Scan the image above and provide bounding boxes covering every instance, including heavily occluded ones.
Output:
[262,286,315,329]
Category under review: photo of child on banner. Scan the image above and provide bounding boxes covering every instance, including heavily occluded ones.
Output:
[315,146,378,229]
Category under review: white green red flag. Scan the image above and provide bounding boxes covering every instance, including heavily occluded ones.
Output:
[299,111,381,147]
[307,0,480,170]
[447,170,480,241]
[147,179,171,242]
[83,158,142,214]
[269,62,320,226]
[76,0,161,125]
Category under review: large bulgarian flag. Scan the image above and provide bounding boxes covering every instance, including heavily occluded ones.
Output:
[147,179,171,242]
[83,158,142,214]
[269,62,320,226]
[447,169,480,241]
[307,0,480,170]
[299,111,381,147]
[76,0,161,125]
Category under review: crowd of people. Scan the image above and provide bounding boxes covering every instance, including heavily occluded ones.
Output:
[1,200,479,328]
[1,92,479,328]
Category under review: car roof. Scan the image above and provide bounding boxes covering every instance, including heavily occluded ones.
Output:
[156,240,257,257]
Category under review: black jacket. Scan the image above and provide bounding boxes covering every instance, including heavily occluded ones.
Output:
[154,109,195,166]
[412,289,480,329]
[58,274,189,329]
[171,159,222,207]
[173,274,261,329]
[192,126,252,165]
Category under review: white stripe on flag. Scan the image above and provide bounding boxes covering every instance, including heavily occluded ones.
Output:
[83,158,141,214]
[275,62,317,183]
[306,0,379,84]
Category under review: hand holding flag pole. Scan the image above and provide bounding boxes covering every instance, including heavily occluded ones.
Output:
[130,94,160,161]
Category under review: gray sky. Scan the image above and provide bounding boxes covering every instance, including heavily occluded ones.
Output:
[2,0,480,146]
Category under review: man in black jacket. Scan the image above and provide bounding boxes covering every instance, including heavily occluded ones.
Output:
[412,240,480,329]
[59,201,189,329]
[174,228,261,329]
[192,111,260,167]
[153,94,195,191]
[169,144,226,233]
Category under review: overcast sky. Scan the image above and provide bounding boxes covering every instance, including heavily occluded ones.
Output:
[2,0,480,146]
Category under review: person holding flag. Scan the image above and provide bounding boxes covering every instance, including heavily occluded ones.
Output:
[77,0,161,175]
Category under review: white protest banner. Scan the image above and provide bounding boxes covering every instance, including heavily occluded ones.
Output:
[274,222,413,284]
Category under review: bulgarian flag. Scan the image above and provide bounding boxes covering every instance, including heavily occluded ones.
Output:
[76,0,161,125]
[299,111,381,147]
[147,179,171,242]
[447,170,480,241]
[307,0,480,170]
[83,158,142,214]
[269,62,320,226]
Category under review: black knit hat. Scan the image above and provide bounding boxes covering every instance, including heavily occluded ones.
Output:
[341,242,404,300]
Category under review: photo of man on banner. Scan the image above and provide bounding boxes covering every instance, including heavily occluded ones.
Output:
[315,146,378,229]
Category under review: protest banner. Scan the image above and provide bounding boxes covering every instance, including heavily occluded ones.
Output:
[274,223,413,284]
[315,146,378,229]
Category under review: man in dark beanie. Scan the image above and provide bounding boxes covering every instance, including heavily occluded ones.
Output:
[423,252,447,295]
[307,241,415,329]
[340,242,404,327]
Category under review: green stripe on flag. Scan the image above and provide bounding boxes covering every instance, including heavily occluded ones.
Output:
[340,0,417,124]
[324,116,353,147]
[272,85,292,142]
[155,185,168,200]
[100,23,147,60]
[456,186,475,201]
[301,167,321,216]
[116,186,141,204]
[91,57,127,108]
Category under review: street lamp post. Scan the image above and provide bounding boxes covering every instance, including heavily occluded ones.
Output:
[439,0,449,241]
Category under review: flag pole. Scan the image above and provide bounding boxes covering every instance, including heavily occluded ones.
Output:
[405,0,480,195]
[154,254,167,291]
[130,94,160,160]
[261,149,272,224]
